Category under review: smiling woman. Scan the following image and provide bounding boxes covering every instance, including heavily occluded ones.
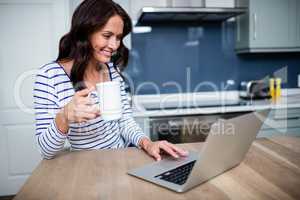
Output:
[33,0,188,160]
[90,15,124,64]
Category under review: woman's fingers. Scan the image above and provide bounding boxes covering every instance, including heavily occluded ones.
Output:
[76,87,94,97]
[75,105,99,116]
[75,87,95,106]
[76,96,94,105]
[63,87,100,123]
[151,148,162,161]
[75,111,97,121]
[77,104,99,113]
[164,141,189,157]
[159,141,180,159]
[144,141,189,161]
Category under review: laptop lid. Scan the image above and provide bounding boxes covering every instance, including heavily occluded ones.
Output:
[182,109,270,191]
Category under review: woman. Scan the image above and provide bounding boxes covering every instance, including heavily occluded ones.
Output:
[34,0,188,160]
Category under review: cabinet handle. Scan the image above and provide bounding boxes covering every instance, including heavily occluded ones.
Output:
[274,116,300,121]
[237,16,240,42]
[253,13,257,40]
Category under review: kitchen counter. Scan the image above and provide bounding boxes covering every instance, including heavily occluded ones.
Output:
[132,89,300,118]
[13,136,300,200]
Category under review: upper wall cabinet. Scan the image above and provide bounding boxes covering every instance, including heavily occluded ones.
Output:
[235,0,300,53]
[205,0,235,7]
[129,0,169,23]
[297,0,300,46]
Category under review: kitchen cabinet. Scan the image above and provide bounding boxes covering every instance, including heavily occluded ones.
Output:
[170,0,204,7]
[297,0,300,46]
[205,0,235,8]
[258,108,300,137]
[236,0,300,53]
[129,0,237,22]
[0,0,71,196]
[129,0,169,23]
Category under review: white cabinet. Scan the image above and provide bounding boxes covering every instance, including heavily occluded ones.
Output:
[236,0,300,53]
[297,0,300,46]
[205,0,235,7]
[0,0,71,196]
[171,0,204,7]
[129,0,169,23]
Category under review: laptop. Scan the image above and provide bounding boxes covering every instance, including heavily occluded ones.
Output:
[128,109,270,193]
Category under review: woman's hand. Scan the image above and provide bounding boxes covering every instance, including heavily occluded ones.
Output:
[139,137,189,161]
[56,87,100,134]
[63,87,100,123]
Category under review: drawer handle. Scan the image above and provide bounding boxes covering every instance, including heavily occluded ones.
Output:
[274,116,300,121]
[253,13,257,40]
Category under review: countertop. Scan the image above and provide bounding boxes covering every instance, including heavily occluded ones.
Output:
[14,136,300,200]
[132,89,300,118]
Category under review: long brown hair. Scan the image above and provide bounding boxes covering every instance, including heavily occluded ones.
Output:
[56,0,132,90]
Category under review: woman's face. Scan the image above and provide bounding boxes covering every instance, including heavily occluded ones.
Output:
[90,15,124,64]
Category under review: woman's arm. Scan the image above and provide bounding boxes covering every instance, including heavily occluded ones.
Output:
[34,67,99,159]
[34,67,68,159]
[116,74,188,160]
[117,78,148,147]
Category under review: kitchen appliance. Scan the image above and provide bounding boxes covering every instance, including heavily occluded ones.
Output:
[239,80,270,100]
[170,0,205,7]
[135,1,247,26]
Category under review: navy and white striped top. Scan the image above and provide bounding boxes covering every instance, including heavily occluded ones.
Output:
[33,62,146,159]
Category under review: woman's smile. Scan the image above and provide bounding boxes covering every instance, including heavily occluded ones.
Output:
[99,49,113,57]
[90,15,124,63]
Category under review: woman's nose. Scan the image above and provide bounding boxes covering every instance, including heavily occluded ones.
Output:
[108,38,119,50]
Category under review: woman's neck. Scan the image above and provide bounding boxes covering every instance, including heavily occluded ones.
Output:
[58,59,110,89]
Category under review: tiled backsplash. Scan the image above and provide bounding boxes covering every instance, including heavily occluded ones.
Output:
[125,21,300,95]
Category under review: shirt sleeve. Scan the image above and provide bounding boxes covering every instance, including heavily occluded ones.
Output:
[33,67,67,159]
[118,78,148,147]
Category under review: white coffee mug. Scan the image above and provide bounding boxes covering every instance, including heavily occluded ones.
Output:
[96,81,122,121]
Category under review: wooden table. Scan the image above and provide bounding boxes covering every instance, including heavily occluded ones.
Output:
[14,136,300,200]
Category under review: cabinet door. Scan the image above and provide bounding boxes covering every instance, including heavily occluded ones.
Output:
[205,0,235,7]
[258,108,300,137]
[297,0,300,46]
[249,0,293,48]
[0,0,70,196]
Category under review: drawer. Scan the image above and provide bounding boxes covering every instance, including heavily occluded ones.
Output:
[261,108,300,130]
[258,127,300,138]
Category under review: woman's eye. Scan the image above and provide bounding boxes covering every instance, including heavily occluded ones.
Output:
[103,35,110,39]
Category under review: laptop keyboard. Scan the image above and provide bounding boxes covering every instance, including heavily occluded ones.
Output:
[154,161,196,185]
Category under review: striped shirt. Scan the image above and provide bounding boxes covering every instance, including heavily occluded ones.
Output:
[33,62,146,159]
